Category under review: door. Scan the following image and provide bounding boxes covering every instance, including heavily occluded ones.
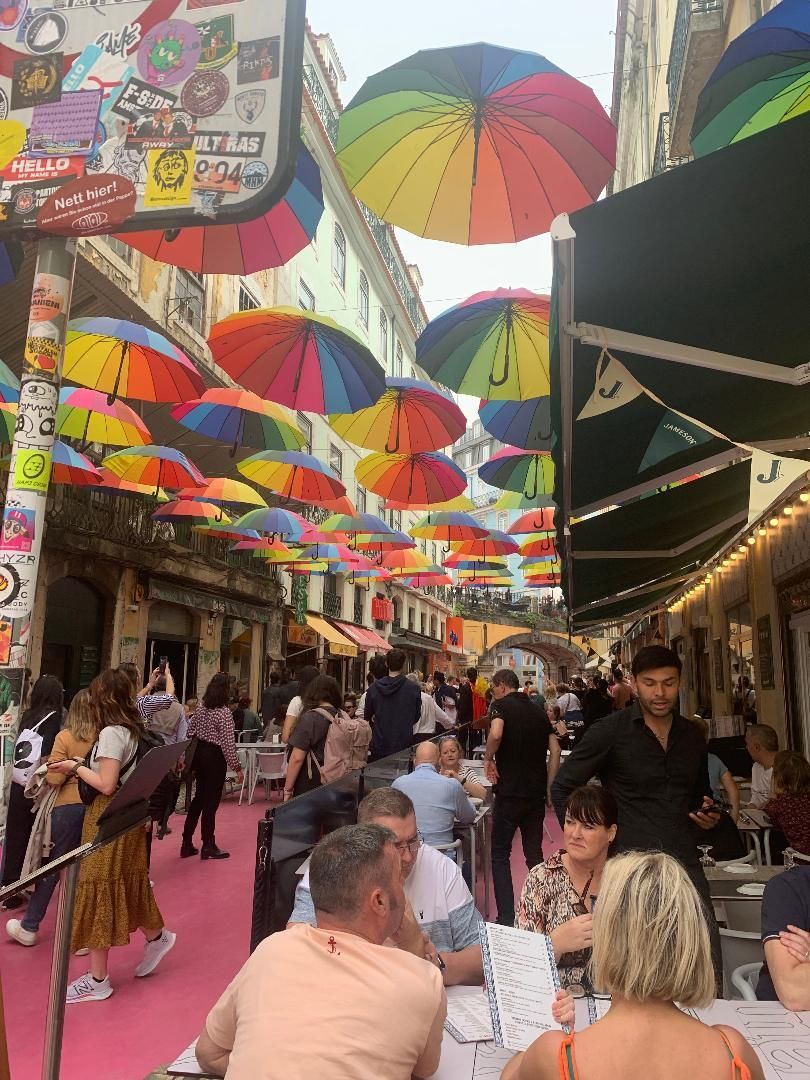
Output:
[144,639,199,703]
[789,611,810,755]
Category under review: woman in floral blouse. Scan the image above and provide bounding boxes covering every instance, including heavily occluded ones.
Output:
[516,785,618,991]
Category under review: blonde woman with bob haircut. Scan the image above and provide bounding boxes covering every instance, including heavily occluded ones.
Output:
[502,851,763,1080]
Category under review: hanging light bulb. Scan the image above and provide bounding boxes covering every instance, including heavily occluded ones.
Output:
[747,536,756,545]
[738,545,747,554]
[800,492,810,503]
[784,505,794,516]
[758,527,767,537]
[769,517,779,528]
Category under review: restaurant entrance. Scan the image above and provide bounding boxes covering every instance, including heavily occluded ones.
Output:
[145,601,199,703]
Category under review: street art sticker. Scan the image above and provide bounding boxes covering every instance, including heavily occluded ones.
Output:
[1,506,33,551]
[144,146,194,206]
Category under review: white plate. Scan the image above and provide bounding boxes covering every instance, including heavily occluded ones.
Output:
[737,883,766,896]
[723,864,756,874]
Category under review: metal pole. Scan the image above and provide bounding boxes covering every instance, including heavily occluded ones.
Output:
[0,236,79,669]
[41,860,80,1080]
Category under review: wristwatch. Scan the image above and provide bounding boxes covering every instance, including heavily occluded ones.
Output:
[436,953,446,973]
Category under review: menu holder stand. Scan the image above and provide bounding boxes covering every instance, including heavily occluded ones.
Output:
[0,740,190,1080]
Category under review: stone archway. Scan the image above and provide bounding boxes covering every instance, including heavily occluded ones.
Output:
[483,630,590,688]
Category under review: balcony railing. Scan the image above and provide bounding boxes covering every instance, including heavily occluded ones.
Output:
[353,600,364,625]
[302,65,426,335]
[322,591,342,618]
[666,0,724,157]
[652,112,691,176]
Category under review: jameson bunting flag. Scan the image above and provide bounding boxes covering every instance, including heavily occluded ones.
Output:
[747,450,810,525]
[638,410,714,473]
[577,353,644,421]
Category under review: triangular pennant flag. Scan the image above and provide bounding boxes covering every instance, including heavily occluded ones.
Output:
[747,450,810,524]
[638,410,714,473]
[577,352,644,421]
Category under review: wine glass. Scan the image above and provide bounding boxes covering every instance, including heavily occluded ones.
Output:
[697,844,715,867]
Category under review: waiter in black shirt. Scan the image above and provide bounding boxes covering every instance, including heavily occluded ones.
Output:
[484,668,562,926]
[551,645,722,979]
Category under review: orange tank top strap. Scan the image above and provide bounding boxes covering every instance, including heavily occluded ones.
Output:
[558,1033,580,1079]
[717,1029,753,1080]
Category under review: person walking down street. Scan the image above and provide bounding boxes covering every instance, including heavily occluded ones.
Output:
[283,675,345,801]
[48,669,175,1003]
[365,649,422,759]
[6,690,96,946]
[551,644,723,985]
[432,671,458,728]
[1,674,65,907]
[356,655,388,722]
[281,665,319,743]
[484,668,562,926]
[581,676,613,729]
[182,673,243,861]
[408,673,453,743]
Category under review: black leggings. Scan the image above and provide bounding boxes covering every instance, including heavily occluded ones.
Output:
[182,740,226,848]
[1,783,35,888]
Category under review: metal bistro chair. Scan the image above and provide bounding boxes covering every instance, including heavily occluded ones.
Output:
[434,838,463,867]
[731,962,763,1002]
[226,747,249,803]
[719,928,764,1000]
[248,750,287,805]
[237,728,259,744]
[784,847,810,868]
[721,897,763,934]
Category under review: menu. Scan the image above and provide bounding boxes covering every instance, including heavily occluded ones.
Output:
[480,922,563,1052]
[444,993,495,1044]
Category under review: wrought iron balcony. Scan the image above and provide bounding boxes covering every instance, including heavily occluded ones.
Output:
[302,66,425,335]
[322,591,342,618]
[652,112,692,176]
[353,599,364,625]
[666,0,725,159]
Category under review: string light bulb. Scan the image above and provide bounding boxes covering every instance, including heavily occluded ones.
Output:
[747,536,756,545]
[784,505,794,516]
[738,545,747,554]
[769,518,779,528]
[758,527,767,537]
[800,492,810,503]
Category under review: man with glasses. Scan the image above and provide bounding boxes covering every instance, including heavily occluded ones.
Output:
[289,787,483,986]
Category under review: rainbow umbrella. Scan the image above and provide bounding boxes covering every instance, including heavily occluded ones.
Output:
[56,387,151,447]
[51,440,102,486]
[692,0,810,157]
[508,508,556,535]
[336,42,615,245]
[449,530,519,557]
[520,533,558,558]
[295,543,365,564]
[175,478,267,509]
[493,490,555,511]
[320,512,393,537]
[193,522,260,542]
[0,403,15,443]
[459,577,513,588]
[209,308,386,415]
[287,561,329,575]
[170,389,304,456]
[381,548,432,571]
[95,466,169,501]
[311,494,358,515]
[115,145,324,274]
[356,451,466,503]
[0,357,19,403]
[102,445,205,491]
[384,493,476,512]
[524,575,562,588]
[64,318,204,404]
[403,573,454,588]
[329,377,466,453]
[390,562,446,578]
[152,500,231,525]
[479,396,551,451]
[232,538,296,561]
[354,530,415,551]
[231,507,308,541]
[479,448,554,499]
[410,511,488,542]
[237,450,346,503]
[447,559,509,575]
[417,290,550,400]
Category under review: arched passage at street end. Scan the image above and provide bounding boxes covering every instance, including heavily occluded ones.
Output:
[482,630,590,687]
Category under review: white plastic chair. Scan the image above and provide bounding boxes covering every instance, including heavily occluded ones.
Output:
[434,838,463,866]
[721,898,763,933]
[720,928,764,999]
[248,750,287,804]
[225,747,249,803]
[731,962,762,1001]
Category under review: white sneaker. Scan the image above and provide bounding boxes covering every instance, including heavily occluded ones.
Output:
[135,929,176,977]
[74,948,89,957]
[6,919,37,946]
[66,973,113,1003]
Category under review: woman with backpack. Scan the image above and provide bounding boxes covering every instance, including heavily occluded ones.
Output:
[0,674,65,907]
[48,668,175,1004]
[283,675,344,800]
[181,672,243,861]
[6,689,96,946]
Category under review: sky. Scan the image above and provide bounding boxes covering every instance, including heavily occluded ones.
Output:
[305,0,617,323]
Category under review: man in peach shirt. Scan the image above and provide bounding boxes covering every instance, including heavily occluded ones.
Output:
[196,824,447,1079]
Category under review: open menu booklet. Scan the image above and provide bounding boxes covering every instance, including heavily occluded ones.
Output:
[479,922,569,1053]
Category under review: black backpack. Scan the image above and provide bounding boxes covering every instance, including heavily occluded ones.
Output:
[78,728,163,806]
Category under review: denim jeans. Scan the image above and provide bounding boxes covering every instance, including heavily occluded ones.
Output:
[22,803,86,932]
[491,795,545,926]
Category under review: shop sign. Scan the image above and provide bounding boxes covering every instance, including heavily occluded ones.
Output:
[327,641,355,658]
[445,615,464,655]
[757,614,775,690]
[287,622,317,647]
[371,597,394,623]
[147,579,270,623]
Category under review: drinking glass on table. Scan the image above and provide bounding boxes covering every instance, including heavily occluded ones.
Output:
[697,844,715,867]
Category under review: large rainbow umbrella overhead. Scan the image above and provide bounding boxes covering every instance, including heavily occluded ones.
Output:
[0,358,19,403]
[410,510,489,541]
[508,507,556,535]
[102,445,205,490]
[336,42,615,245]
[295,543,367,564]
[416,290,551,400]
[329,378,466,453]
[231,538,297,561]
[356,451,467,503]
[209,308,386,415]
[492,489,556,511]
[0,404,15,442]
[95,466,169,501]
[116,145,324,275]
[353,530,415,551]
[56,387,152,447]
[152,500,231,525]
[231,507,308,541]
[49,440,103,486]
[479,447,555,499]
[389,562,446,578]
[404,573,454,588]
[193,521,260,542]
[175,478,267,509]
[449,530,519,557]
[171,389,304,455]
[319,512,393,537]
[384,493,476,512]
[446,559,509,573]
[237,450,346,503]
[64,318,204,404]
[691,0,810,157]
[381,547,433,570]
[520,533,559,558]
[479,395,551,451]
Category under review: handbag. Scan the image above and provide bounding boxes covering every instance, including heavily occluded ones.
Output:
[12,710,56,786]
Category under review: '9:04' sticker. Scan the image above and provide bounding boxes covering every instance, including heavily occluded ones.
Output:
[193,155,244,194]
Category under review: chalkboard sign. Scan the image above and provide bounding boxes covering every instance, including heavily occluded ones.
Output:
[79,644,99,688]
[712,638,724,691]
[757,614,775,689]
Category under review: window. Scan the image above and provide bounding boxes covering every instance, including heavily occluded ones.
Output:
[378,497,386,520]
[393,510,402,532]
[497,512,508,533]
[329,444,343,478]
[408,607,415,630]
[379,311,388,367]
[356,487,367,514]
[420,613,426,636]
[332,223,346,288]
[106,235,133,265]
[464,450,473,469]
[421,539,427,555]
[481,441,492,462]
[395,341,403,378]
[431,543,437,564]
[430,615,437,638]
[238,282,259,311]
[410,366,416,379]
[440,621,445,642]
[298,278,315,310]
[359,271,369,327]
[297,413,313,454]
[175,268,205,334]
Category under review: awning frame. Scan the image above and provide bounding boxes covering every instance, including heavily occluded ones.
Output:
[572,514,746,560]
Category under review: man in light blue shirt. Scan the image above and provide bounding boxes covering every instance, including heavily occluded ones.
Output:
[392,741,476,847]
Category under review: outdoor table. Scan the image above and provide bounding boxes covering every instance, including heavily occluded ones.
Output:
[454,805,492,920]
[737,807,774,865]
